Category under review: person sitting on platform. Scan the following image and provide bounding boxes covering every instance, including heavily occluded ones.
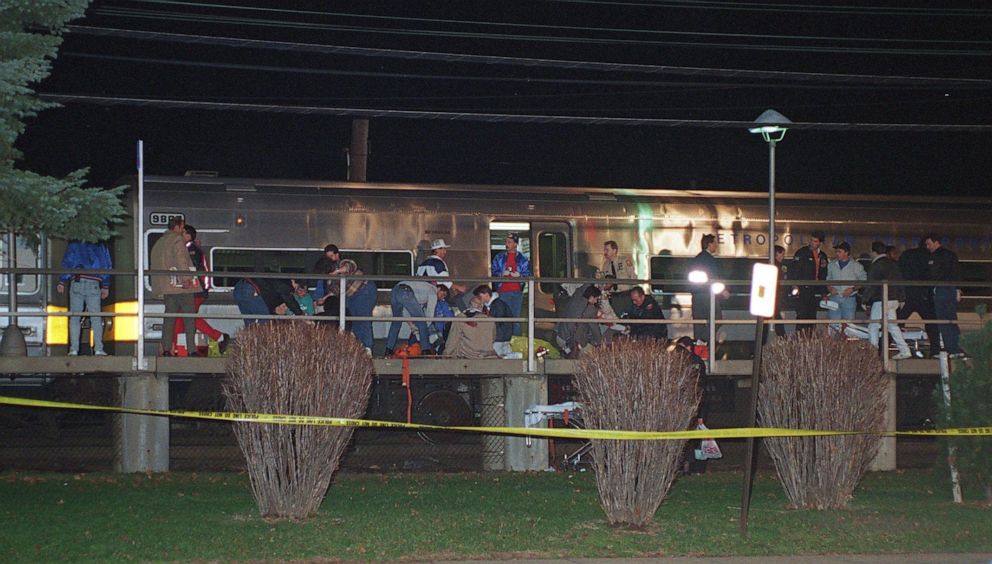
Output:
[472,285,517,359]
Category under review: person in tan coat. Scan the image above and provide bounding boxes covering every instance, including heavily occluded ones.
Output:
[150,217,199,355]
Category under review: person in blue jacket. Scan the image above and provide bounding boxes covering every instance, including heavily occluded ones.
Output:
[490,233,531,336]
[56,240,112,356]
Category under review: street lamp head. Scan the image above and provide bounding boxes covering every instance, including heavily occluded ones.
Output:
[749,109,792,143]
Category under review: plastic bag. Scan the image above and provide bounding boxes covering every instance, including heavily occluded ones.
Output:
[694,422,723,461]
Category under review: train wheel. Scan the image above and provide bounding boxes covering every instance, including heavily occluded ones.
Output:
[414,390,473,445]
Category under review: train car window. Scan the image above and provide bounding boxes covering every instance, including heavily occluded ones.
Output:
[537,232,567,294]
[0,235,40,296]
[649,256,692,294]
[208,248,414,290]
[649,256,759,308]
[960,261,992,299]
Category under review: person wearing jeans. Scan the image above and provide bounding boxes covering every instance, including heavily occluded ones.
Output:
[56,240,112,356]
[826,241,866,334]
[385,281,438,356]
[926,234,965,358]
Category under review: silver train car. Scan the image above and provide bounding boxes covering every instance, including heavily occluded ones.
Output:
[117,175,992,354]
[6,174,992,355]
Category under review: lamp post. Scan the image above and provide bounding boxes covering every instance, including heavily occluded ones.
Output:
[749,109,792,263]
[740,109,791,536]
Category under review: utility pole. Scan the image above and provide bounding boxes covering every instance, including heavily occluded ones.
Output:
[349,119,369,182]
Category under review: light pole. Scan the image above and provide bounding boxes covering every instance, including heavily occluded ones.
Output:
[740,108,791,537]
[749,109,792,263]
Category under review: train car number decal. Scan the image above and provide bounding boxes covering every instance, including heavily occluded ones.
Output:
[149,212,184,226]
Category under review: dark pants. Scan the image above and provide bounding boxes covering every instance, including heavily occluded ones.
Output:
[795,287,820,334]
[898,290,941,356]
[761,304,787,344]
[933,287,961,354]
[691,291,718,341]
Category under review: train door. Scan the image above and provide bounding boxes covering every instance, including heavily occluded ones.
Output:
[488,221,571,338]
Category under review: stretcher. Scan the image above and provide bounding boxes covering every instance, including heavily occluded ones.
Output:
[524,402,590,470]
[830,322,929,358]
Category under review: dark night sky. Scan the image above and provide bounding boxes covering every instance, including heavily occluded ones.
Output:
[17,0,992,196]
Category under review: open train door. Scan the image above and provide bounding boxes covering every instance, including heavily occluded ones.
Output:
[489,221,572,340]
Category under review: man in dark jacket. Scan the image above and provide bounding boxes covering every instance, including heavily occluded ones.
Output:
[688,234,729,341]
[627,286,667,341]
[865,241,912,360]
[897,238,940,357]
[792,230,829,334]
[926,234,967,358]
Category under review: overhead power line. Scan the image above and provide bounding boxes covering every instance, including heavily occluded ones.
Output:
[97,3,992,51]
[38,94,992,132]
[65,52,979,94]
[89,7,992,56]
[66,26,992,87]
[545,0,992,17]
[127,0,992,22]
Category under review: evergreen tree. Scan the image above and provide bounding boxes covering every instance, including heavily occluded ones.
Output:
[0,0,124,244]
[936,316,992,501]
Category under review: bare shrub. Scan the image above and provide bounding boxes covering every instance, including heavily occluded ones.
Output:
[223,323,374,521]
[574,338,700,529]
[759,330,886,510]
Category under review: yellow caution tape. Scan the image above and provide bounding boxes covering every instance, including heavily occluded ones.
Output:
[1,395,990,440]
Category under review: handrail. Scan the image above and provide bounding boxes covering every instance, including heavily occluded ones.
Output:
[4,266,988,374]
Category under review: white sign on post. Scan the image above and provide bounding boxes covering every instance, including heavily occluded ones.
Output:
[749,262,779,318]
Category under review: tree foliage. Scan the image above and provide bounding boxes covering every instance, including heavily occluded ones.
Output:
[0,0,124,243]
[936,320,992,501]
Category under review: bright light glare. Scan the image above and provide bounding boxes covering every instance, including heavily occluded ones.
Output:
[688,270,708,284]
[711,282,726,294]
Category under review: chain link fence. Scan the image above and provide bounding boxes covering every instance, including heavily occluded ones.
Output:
[1,375,504,473]
[1,373,939,473]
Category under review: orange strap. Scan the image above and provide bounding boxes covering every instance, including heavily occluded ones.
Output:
[399,350,412,424]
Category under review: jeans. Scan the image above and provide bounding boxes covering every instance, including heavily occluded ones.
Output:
[386,285,435,351]
[346,282,377,349]
[827,295,858,326]
[500,291,524,336]
[933,287,960,354]
[234,280,269,326]
[69,278,104,354]
[868,300,910,355]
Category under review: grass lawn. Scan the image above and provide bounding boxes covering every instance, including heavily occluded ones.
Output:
[1,468,989,561]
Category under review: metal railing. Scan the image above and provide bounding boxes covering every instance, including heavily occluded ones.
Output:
[2,266,989,374]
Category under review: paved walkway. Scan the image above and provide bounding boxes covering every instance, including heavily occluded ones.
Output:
[445,555,992,564]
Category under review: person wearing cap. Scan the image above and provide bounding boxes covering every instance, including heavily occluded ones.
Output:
[490,233,531,336]
[825,241,867,331]
[383,238,452,356]
[418,238,453,285]
[792,230,829,334]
